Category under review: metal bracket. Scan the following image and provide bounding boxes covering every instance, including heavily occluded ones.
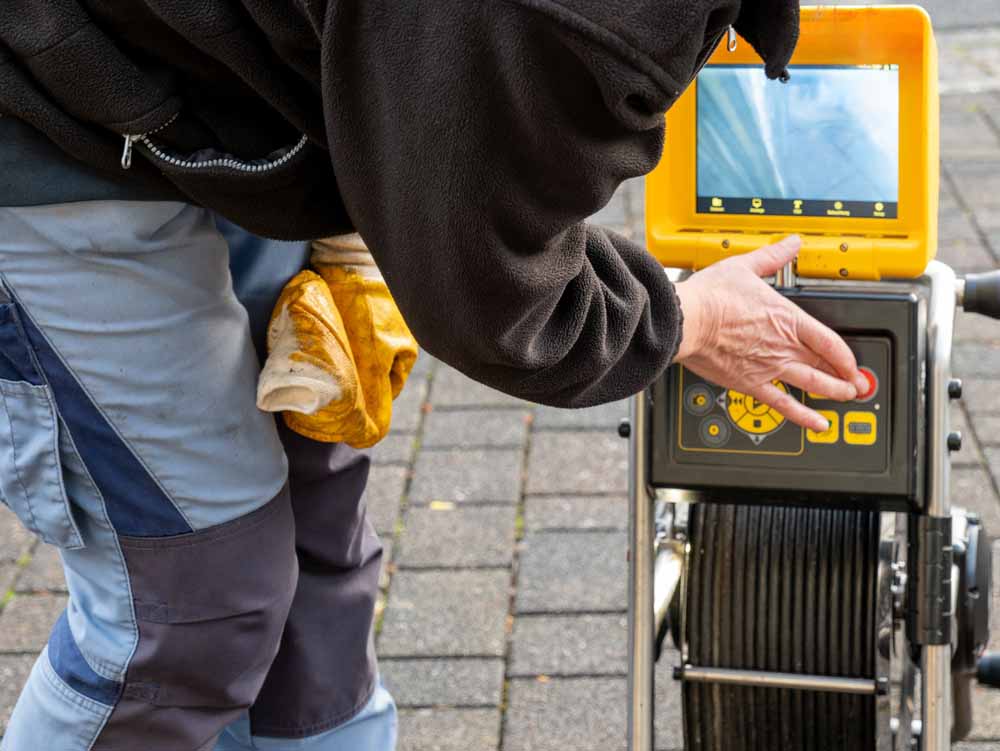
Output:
[906,514,954,646]
[673,665,887,696]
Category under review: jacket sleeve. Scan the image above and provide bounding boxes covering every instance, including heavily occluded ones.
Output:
[317,1,718,407]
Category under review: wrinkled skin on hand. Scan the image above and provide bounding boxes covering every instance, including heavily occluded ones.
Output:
[673,236,869,433]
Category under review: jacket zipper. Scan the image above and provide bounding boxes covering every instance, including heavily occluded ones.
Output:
[688,27,732,88]
[121,113,179,169]
[121,113,309,173]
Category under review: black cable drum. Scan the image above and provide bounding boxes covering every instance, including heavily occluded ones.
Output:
[682,504,881,751]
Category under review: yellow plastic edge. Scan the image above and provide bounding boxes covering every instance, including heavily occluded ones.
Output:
[645,5,939,280]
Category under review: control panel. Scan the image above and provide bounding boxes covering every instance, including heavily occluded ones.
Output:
[649,289,925,511]
[675,337,891,473]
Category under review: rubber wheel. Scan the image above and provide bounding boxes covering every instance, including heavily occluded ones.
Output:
[682,504,881,751]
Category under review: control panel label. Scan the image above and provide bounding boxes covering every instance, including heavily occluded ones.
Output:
[673,336,891,474]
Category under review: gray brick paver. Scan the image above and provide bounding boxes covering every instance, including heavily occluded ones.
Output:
[969,685,1000,741]
[378,570,510,658]
[532,401,628,431]
[503,677,627,751]
[14,545,66,594]
[0,595,65,653]
[393,377,429,434]
[365,465,408,535]
[510,614,627,677]
[380,658,505,707]
[526,432,628,495]
[516,531,627,614]
[955,343,1000,379]
[952,467,1000,531]
[430,367,529,409]
[973,416,1000,446]
[421,409,530,449]
[942,105,1000,159]
[956,311,1000,344]
[0,508,34,566]
[938,210,996,273]
[952,407,986,467]
[958,380,1000,415]
[524,495,627,532]
[371,433,417,466]
[396,506,517,569]
[948,158,1000,211]
[398,708,501,751]
[410,449,522,504]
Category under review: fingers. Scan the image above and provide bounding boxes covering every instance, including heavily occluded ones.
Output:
[749,381,830,433]
[795,314,868,394]
[779,361,856,401]
[741,235,801,278]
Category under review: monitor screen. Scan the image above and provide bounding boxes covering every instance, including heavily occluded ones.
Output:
[696,64,899,219]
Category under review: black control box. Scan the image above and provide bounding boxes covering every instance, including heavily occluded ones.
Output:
[649,289,926,511]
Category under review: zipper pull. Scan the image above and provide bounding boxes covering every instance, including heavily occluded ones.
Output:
[121,134,136,170]
[727,26,738,53]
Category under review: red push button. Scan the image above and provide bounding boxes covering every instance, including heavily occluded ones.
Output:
[857,367,878,402]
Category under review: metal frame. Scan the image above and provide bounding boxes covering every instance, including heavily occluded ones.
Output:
[626,262,958,751]
[627,389,656,751]
[921,260,957,751]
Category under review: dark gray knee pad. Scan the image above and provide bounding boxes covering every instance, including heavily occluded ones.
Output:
[93,488,297,751]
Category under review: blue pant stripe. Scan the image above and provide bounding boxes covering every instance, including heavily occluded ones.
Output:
[47,612,122,707]
[16,303,192,537]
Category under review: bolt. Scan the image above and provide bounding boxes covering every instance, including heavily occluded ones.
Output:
[948,431,963,452]
[876,676,890,696]
[948,378,963,400]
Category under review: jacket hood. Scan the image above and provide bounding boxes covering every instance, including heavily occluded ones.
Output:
[557,0,799,91]
[734,0,801,80]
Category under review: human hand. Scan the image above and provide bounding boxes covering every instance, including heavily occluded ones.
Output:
[673,236,869,433]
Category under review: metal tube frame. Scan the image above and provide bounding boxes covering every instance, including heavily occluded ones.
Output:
[626,262,958,751]
[922,260,957,751]
[676,666,880,695]
[627,389,655,751]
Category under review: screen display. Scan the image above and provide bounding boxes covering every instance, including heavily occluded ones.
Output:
[696,64,899,219]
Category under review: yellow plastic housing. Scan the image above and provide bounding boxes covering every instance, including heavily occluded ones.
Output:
[645,5,939,280]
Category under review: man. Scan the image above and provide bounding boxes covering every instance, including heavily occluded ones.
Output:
[0,1,867,749]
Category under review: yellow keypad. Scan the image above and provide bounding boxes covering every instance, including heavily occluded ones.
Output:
[727,382,787,435]
[844,411,877,446]
[806,411,839,444]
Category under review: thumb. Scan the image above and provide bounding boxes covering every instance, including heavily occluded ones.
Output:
[741,235,801,278]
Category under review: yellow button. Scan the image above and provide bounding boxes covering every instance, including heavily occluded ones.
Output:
[844,411,877,446]
[727,391,748,423]
[738,412,781,434]
[807,411,839,444]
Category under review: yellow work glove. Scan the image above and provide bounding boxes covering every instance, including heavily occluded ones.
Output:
[256,234,418,448]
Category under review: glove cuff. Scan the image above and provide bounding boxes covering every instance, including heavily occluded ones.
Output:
[312,234,383,280]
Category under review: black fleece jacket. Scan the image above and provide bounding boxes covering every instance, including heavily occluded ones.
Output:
[0,1,798,407]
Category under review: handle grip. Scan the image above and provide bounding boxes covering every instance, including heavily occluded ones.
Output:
[978,653,1000,689]
[963,270,1000,319]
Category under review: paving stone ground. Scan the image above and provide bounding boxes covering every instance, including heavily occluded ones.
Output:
[2,15,1000,751]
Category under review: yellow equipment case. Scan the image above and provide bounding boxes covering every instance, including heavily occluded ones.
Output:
[645,5,939,281]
